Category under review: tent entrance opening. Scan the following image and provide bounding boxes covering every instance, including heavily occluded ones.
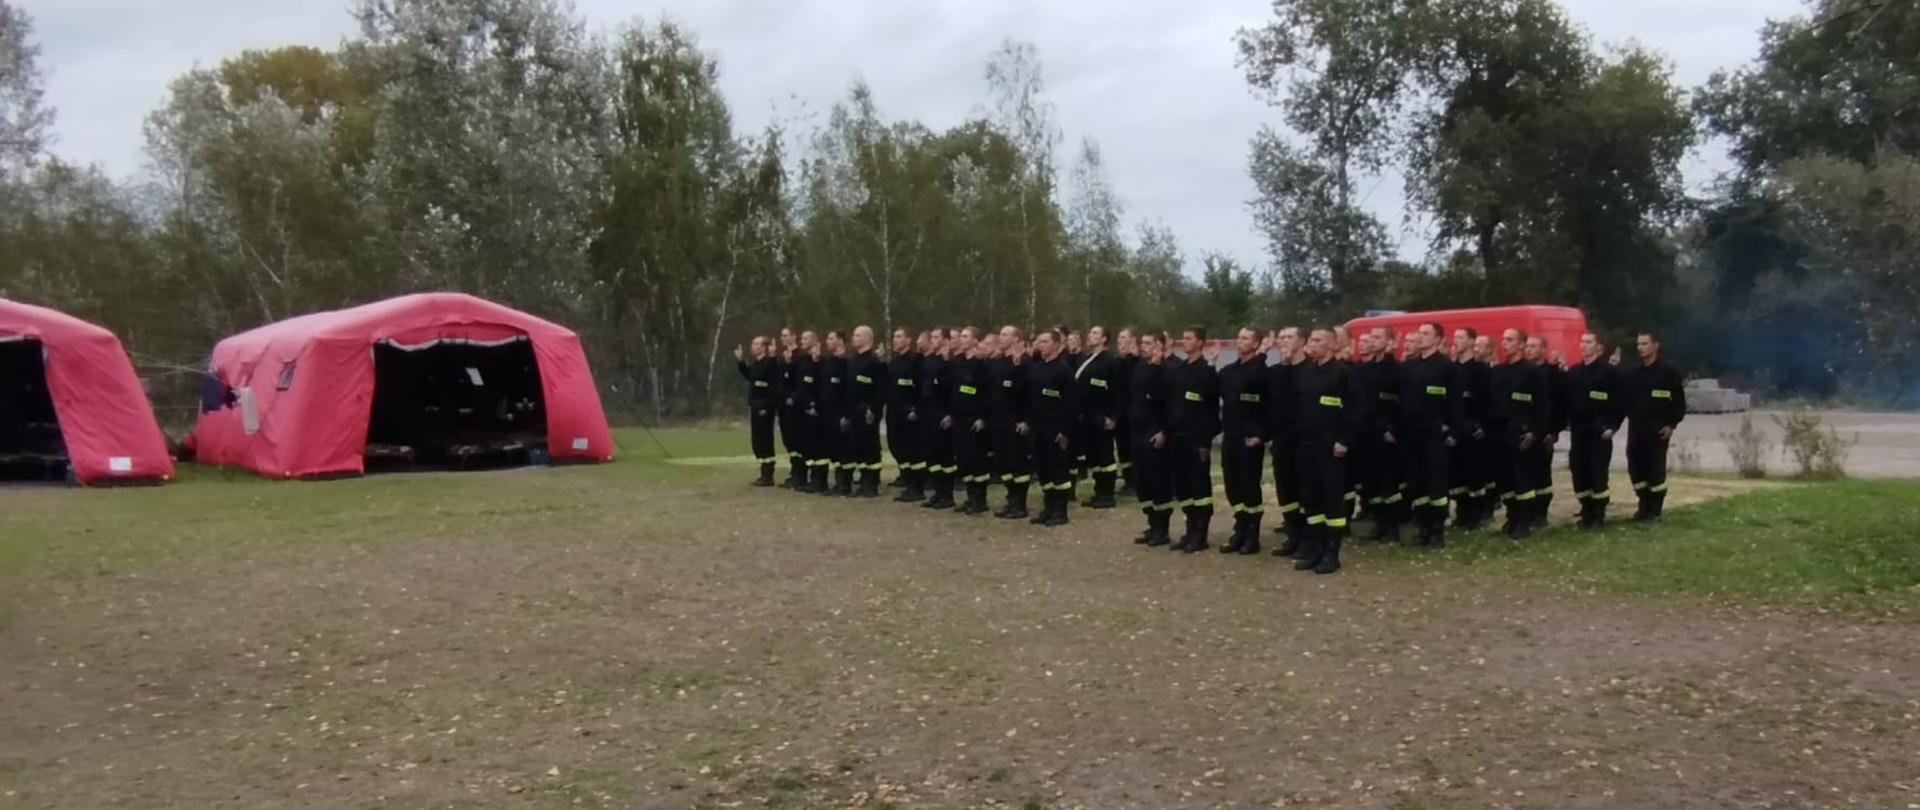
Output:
[0,338,69,482]
[367,336,547,472]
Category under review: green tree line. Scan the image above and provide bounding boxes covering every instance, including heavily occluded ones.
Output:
[2,0,1917,417]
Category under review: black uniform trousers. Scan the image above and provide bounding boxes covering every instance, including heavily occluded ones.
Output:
[1221,433,1264,519]
[1486,420,1519,512]
[778,404,805,477]
[956,418,992,486]
[850,406,882,473]
[1527,433,1555,513]
[1170,435,1214,519]
[1115,415,1134,486]
[1132,431,1172,514]
[887,405,925,477]
[1569,428,1613,507]
[1401,426,1450,529]
[1082,417,1119,479]
[993,418,1031,487]
[1292,435,1349,534]
[1497,423,1548,518]
[750,406,777,465]
[1359,433,1404,522]
[924,419,955,480]
[1270,436,1302,529]
[1626,427,1670,511]
[1033,421,1075,494]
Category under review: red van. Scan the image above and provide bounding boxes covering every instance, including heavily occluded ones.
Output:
[1346,305,1588,363]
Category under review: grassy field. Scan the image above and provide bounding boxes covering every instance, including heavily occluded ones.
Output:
[2,426,1917,809]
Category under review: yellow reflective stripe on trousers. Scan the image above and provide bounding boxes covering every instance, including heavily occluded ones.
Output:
[1325,517,1349,528]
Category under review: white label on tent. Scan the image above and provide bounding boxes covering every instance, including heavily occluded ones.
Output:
[239,388,260,435]
[466,367,485,386]
[571,437,589,451]
[109,456,133,473]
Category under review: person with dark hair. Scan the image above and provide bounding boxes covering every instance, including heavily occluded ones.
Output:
[1291,328,1356,574]
[1113,328,1139,496]
[845,327,887,498]
[736,336,781,487]
[1163,327,1221,552]
[1459,334,1499,527]
[1218,327,1269,555]
[1128,331,1173,546]
[1355,327,1405,542]
[1075,325,1121,509]
[1624,331,1685,522]
[886,328,927,502]
[1266,326,1309,557]
[1396,323,1460,548]
[1488,328,1551,538]
[990,325,1034,519]
[817,331,852,496]
[1448,328,1484,526]
[1565,332,1624,528]
[1023,329,1079,526]
[776,327,807,489]
[948,327,993,515]
[797,331,829,493]
[906,328,952,506]
[1524,335,1563,522]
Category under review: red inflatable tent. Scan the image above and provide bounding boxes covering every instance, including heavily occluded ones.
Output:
[1346,305,1589,362]
[191,293,615,479]
[1,298,175,485]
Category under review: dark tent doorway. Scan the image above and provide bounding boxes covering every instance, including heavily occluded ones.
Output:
[0,338,68,482]
[364,336,549,472]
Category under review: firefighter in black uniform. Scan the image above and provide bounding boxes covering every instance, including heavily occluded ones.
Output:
[1449,330,1487,528]
[1075,325,1121,509]
[1624,331,1686,522]
[885,328,926,502]
[1291,328,1356,574]
[918,329,956,510]
[1395,323,1460,548]
[990,326,1033,519]
[948,327,994,515]
[776,327,806,488]
[1128,331,1173,546]
[1488,329,1551,538]
[1162,327,1220,553]
[818,331,853,496]
[1527,336,1566,522]
[1218,327,1269,555]
[1114,329,1139,496]
[1564,332,1623,529]
[1022,329,1078,527]
[845,326,886,498]
[735,336,780,486]
[1265,327,1308,557]
[792,331,826,493]
[1355,328,1405,542]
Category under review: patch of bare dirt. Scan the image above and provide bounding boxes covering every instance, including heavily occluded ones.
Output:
[3,475,1916,810]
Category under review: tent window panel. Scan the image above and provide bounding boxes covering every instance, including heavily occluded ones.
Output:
[276,361,297,391]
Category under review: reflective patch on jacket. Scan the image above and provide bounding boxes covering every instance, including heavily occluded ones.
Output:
[1319,395,1343,408]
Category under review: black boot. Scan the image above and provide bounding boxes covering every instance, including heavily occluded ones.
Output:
[1030,489,1055,524]
[1371,516,1401,545]
[895,469,925,502]
[1314,532,1343,575]
[963,483,991,515]
[1221,514,1247,554]
[1181,511,1211,553]
[1589,499,1608,529]
[1044,491,1070,526]
[922,473,955,509]
[785,458,806,489]
[1274,513,1303,557]
[809,464,831,494]
[1649,491,1667,521]
[1134,510,1157,544]
[1089,472,1118,509]
[856,468,881,498]
[1145,511,1172,546]
[1240,514,1263,555]
[754,462,776,487]
[997,482,1030,520]
[834,467,855,497]
[1293,525,1324,570]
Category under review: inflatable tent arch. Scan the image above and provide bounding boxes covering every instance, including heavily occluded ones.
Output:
[191,293,615,478]
[1,298,175,485]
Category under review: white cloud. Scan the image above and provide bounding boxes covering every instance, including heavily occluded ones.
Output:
[30,0,1806,273]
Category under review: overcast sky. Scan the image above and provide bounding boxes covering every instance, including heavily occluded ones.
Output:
[28,0,1807,272]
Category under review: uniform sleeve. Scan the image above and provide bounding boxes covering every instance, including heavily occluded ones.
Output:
[1250,366,1271,442]
[1333,367,1357,450]
[1204,366,1222,439]
[737,360,751,381]
[1605,367,1626,433]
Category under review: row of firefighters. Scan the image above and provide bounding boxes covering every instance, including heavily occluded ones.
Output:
[736,321,1687,575]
